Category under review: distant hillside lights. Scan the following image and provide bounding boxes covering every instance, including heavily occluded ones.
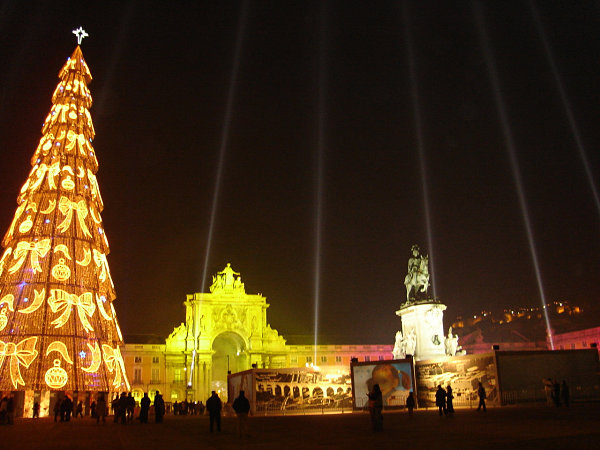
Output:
[452,301,583,328]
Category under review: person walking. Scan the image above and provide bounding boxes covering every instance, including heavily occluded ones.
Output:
[367,384,383,431]
[139,393,151,423]
[435,385,447,416]
[206,391,222,432]
[406,391,415,418]
[76,401,83,418]
[232,391,251,437]
[96,395,107,424]
[446,384,455,415]
[154,391,165,423]
[477,382,487,412]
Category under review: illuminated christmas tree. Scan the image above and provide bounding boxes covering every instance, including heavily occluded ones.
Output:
[0,29,129,393]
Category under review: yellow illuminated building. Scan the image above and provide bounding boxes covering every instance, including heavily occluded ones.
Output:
[122,264,393,403]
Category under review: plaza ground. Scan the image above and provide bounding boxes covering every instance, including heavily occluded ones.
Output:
[2,402,599,449]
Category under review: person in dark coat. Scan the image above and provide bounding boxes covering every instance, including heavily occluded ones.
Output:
[446,384,455,415]
[406,391,415,418]
[53,397,62,422]
[154,391,165,423]
[553,380,561,407]
[367,384,383,431]
[96,395,107,424]
[206,391,222,432]
[139,393,151,423]
[560,380,570,407]
[435,385,447,416]
[477,382,487,412]
[126,392,135,422]
[33,401,40,419]
[76,401,83,418]
[61,395,73,421]
[233,391,251,437]
[117,392,128,424]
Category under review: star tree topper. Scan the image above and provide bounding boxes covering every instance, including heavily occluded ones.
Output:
[72,27,89,45]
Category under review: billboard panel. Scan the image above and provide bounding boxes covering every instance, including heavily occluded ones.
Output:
[415,353,498,407]
[351,359,415,409]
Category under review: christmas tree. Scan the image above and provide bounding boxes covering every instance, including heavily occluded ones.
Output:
[0,29,129,392]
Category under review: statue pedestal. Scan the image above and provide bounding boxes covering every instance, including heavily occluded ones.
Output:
[396,300,446,361]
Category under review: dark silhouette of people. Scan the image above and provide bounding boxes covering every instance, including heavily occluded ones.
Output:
[435,385,447,416]
[90,400,97,419]
[553,380,561,407]
[126,392,135,421]
[406,391,415,418]
[206,391,223,432]
[154,391,165,423]
[446,384,454,415]
[560,380,570,407]
[61,395,73,421]
[96,395,107,424]
[139,393,151,423]
[33,401,40,419]
[53,397,62,422]
[111,395,119,422]
[6,395,15,425]
[367,384,383,431]
[198,401,205,415]
[76,401,83,418]
[117,392,128,424]
[477,382,487,412]
[233,390,251,437]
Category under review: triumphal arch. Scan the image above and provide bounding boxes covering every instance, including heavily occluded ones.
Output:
[165,264,288,401]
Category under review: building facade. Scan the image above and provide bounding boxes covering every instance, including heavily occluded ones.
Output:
[121,264,393,403]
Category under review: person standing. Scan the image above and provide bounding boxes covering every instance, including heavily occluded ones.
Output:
[96,395,107,424]
[33,401,40,419]
[139,393,151,424]
[560,380,570,407]
[154,391,165,423]
[232,391,251,437]
[435,385,447,416]
[76,401,83,418]
[206,391,223,432]
[477,382,487,412]
[367,384,383,431]
[446,384,455,415]
[406,391,415,418]
[6,395,15,425]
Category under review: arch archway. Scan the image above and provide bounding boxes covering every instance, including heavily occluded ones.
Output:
[212,331,248,399]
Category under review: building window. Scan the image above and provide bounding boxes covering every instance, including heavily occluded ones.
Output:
[365,356,370,362]
[306,356,312,363]
[152,356,160,364]
[151,368,160,383]
[134,356,142,364]
[378,355,385,361]
[582,341,587,348]
[570,343,576,349]
[174,368,182,382]
[335,356,342,363]
[290,357,298,364]
[133,367,142,384]
[321,356,327,363]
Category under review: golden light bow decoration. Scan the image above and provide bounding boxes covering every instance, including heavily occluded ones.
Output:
[47,289,96,332]
[102,344,129,390]
[57,196,91,237]
[0,336,38,389]
[65,130,87,154]
[8,239,51,274]
[0,248,12,277]
[93,249,113,287]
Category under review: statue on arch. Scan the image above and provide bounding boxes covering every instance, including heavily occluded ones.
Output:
[404,245,431,301]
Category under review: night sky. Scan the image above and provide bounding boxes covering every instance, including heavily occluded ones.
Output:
[0,1,598,344]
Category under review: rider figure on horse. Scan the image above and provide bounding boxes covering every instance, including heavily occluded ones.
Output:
[404,245,430,301]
